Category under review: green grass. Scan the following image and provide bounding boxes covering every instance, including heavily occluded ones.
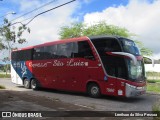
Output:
[147,79,160,83]
[146,72,160,77]
[0,74,11,78]
[147,83,160,93]
[0,85,5,89]
[152,99,160,120]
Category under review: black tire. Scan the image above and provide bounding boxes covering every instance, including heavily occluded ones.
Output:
[24,78,31,89]
[87,83,101,98]
[31,79,39,90]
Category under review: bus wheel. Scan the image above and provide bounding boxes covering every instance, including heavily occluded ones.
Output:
[87,83,101,98]
[24,78,31,89]
[31,79,38,90]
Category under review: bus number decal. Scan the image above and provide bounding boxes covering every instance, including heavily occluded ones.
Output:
[107,88,115,93]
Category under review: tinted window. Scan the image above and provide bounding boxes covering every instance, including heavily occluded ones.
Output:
[17,41,95,60]
[56,42,78,58]
[33,47,44,60]
[120,38,140,56]
[102,55,127,79]
[44,43,78,59]
[56,44,68,58]
[11,49,33,61]
[44,45,58,59]
[43,41,95,60]
[11,52,17,61]
[71,41,95,60]
[92,38,121,56]
[91,38,126,79]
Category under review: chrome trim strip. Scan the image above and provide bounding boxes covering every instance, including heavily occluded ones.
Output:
[111,52,137,65]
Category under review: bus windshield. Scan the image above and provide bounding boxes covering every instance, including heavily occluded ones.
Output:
[120,38,141,56]
[126,59,145,82]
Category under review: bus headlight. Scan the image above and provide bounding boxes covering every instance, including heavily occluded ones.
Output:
[127,84,136,89]
[136,86,145,90]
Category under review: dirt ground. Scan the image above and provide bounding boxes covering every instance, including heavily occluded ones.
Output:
[0,90,90,111]
[0,90,93,120]
[0,90,154,120]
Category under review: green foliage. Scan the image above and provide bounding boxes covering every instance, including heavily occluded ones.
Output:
[59,23,83,39]
[1,57,10,75]
[59,22,152,56]
[0,18,30,52]
[0,85,5,89]
[146,72,160,80]
[0,42,5,50]
[147,80,160,83]
[135,40,153,56]
[59,22,131,39]
[0,74,10,78]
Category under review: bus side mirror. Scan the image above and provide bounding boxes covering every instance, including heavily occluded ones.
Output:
[143,56,154,67]
[106,52,137,65]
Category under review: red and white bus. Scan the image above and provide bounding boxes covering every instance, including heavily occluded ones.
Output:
[11,36,146,97]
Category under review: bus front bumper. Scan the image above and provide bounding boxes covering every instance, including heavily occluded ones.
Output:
[125,83,146,97]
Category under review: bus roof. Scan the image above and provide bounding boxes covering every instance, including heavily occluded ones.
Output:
[89,35,125,40]
[13,35,130,52]
[35,36,89,48]
[18,36,89,51]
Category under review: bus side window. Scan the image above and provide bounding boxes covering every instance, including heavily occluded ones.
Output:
[56,44,68,58]
[65,42,76,58]
[73,41,95,60]
[107,39,121,52]
[12,49,32,61]
[33,47,45,60]
[92,38,121,55]
[11,52,17,61]
[44,45,57,59]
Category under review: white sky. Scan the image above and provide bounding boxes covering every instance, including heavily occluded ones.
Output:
[83,0,160,59]
[1,0,160,60]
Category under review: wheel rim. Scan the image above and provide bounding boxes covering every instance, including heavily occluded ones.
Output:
[24,79,29,87]
[91,86,99,95]
[31,80,36,89]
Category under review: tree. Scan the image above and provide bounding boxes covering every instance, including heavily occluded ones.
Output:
[59,22,152,56]
[59,22,131,39]
[0,18,30,53]
[0,18,30,74]
[2,57,10,75]
[134,40,152,56]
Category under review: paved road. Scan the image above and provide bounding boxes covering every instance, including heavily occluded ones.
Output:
[0,78,160,111]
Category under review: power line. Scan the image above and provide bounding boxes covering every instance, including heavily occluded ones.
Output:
[11,0,76,26]
[25,0,76,25]
[9,0,58,23]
